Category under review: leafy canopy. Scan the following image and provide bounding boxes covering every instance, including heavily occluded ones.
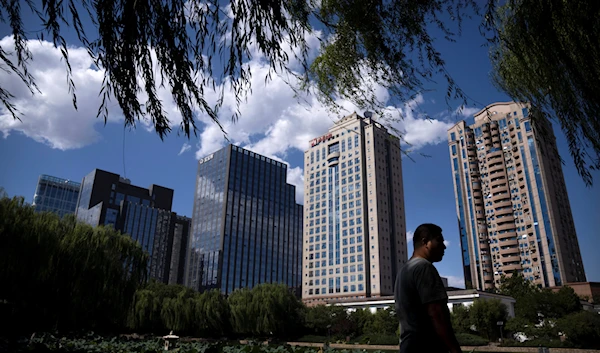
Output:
[1,0,481,136]
[486,0,600,185]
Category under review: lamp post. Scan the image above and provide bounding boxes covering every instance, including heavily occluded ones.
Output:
[496,321,504,342]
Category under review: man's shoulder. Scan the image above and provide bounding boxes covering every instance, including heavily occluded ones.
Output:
[404,257,434,273]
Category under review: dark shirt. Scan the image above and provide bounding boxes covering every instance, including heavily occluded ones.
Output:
[394,257,449,353]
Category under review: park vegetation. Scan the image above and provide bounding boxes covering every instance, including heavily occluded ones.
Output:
[1,192,599,351]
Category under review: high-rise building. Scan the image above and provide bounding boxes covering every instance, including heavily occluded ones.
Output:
[32,174,81,218]
[75,169,188,283]
[448,102,586,290]
[168,215,191,285]
[302,112,407,304]
[185,145,303,295]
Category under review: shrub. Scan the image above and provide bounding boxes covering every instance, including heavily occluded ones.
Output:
[556,310,600,349]
[296,335,328,343]
[455,333,488,346]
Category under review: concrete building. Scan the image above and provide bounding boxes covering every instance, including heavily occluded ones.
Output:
[327,290,516,318]
[185,145,303,295]
[550,282,600,304]
[75,169,189,283]
[32,174,81,218]
[447,102,586,291]
[302,112,407,304]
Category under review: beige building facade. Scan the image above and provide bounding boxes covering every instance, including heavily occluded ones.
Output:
[302,112,407,304]
[448,102,586,291]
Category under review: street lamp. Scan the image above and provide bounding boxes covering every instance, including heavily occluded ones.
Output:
[496,321,504,342]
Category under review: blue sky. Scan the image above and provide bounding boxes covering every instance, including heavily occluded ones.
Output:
[1,6,598,288]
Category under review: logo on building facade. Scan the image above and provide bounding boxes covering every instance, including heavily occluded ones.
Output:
[310,133,333,147]
[198,154,214,164]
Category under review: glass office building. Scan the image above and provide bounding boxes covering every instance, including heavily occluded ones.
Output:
[185,145,303,295]
[32,174,81,218]
[75,169,188,283]
[448,102,586,290]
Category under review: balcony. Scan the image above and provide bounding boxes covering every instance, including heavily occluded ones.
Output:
[498,239,518,247]
[502,263,522,272]
[497,230,517,240]
[490,178,507,188]
[497,223,516,232]
[493,200,512,208]
[500,254,520,262]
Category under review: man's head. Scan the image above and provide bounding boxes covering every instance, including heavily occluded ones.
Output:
[412,223,446,263]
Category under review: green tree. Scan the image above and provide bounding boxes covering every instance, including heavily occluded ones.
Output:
[486,0,600,184]
[468,299,507,341]
[552,286,582,317]
[363,308,397,336]
[348,309,372,337]
[498,273,540,323]
[0,194,147,333]
[557,311,600,349]
[192,289,231,337]
[228,283,303,337]
[450,304,472,334]
[304,304,349,337]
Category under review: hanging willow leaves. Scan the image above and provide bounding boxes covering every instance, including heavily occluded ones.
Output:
[1,0,483,137]
[485,0,600,185]
[0,194,148,333]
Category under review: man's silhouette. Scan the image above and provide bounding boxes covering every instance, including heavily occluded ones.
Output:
[394,223,462,353]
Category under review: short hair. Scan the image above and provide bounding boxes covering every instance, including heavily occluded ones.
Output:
[413,223,443,250]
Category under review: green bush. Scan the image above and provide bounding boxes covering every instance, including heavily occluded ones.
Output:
[352,334,398,345]
[455,333,488,346]
[296,335,328,343]
[556,310,600,349]
[500,338,571,348]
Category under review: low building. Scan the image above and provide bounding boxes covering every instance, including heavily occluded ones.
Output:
[549,282,600,303]
[32,174,81,218]
[325,289,516,318]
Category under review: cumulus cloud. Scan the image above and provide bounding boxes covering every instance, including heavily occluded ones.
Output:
[286,166,305,204]
[386,94,454,150]
[444,240,450,247]
[0,36,185,149]
[0,37,114,149]
[406,230,414,243]
[2,32,457,205]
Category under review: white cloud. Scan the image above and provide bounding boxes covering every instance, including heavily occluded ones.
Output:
[406,230,414,243]
[440,275,465,289]
[286,166,304,204]
[0,36,185,149]
[444,240,450,247]
[0,37,115,149]
[178,142,192,155]
[2,33,457,204]
[384,95,455,150]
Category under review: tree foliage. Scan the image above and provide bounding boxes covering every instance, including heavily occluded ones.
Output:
[228,284,304,338]
[0,194,148,334]
[487,0,600,184]
[450,304,472,334]
[556,311,600,349]
[468,299,507,341]
[0,0,485,138]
